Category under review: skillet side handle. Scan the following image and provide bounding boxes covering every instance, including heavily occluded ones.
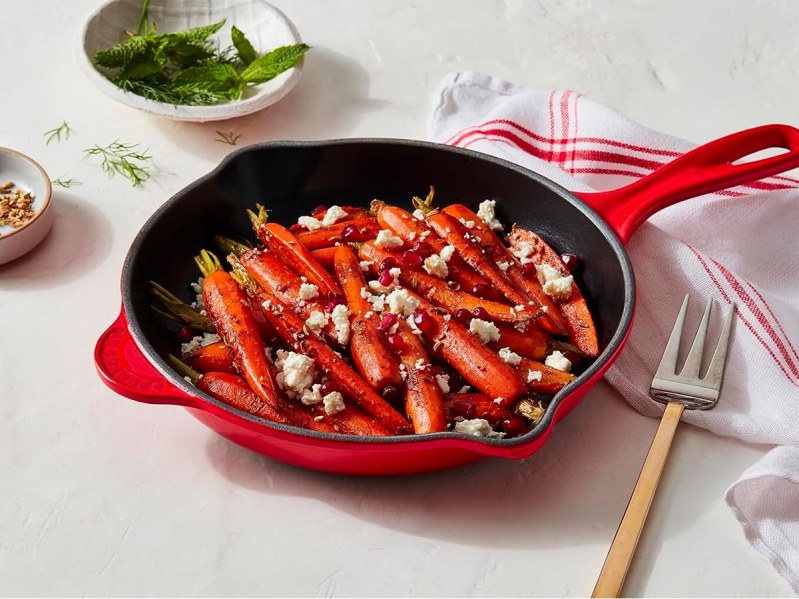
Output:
[95,309,197,406]
[575,124,799,244]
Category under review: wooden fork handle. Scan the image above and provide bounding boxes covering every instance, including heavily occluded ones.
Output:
[592,400,685,598]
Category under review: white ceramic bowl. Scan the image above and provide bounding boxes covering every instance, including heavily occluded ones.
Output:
[0,148,53,266]
[77,0,304,122]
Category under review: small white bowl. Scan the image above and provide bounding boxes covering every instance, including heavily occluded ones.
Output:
[77,0,305,122]
[0,148,53,266]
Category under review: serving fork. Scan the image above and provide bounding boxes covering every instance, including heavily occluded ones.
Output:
[592,294,736,598]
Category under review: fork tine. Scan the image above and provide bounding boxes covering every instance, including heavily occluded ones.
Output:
[702,303,736,387]
[679,299,713,379]
[654,294,690,378]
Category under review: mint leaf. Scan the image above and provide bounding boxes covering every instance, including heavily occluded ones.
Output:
[240,43,309,84]
[95,36,151,68]
[165,19,225,45]
[231,26,257,65]
[171,63,239,87]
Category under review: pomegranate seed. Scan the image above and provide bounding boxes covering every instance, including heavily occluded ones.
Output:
[471,284,494,299]
[402,250,423,269]
[472,307,489,320]
[500,415,528,437]
[378,313,398,331]
[311,204,328,217]
[379,256,398,272]
[561,253,579,273]
[451,400,476,419]
[382,385,402,403]
[412,310,436,337]
[321,381,340,396]
[454,308,472,325]
[522,262,537,277]
[176,326,195,343]
[378,269,395,287]
[324,298,343,312]
[341,224,370,241]
[385,332,406,352]
[412,241,434,258]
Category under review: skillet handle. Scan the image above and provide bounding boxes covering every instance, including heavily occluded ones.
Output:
[575,124,799,244]
[95,309,196,406]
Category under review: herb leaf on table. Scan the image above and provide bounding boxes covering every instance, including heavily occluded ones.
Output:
[84,141,152,187]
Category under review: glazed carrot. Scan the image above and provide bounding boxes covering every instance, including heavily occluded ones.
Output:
[304,400,391,436]
[507,226,599,357]
[395,319,446,434]
[294,217,380,250]
[185,341,235,374]
[289,205,372,232]
[247,205,341,297]
[442,204,568,335]
[359,242,529,323]
[426,211,530,308]
[239,248,339,342]
[333,245,373,317]
[409,296,527,406]
[194,250,278,407]
[334,245,404,398]
[350,316,404,401]
[310,247,337,270]
[490,323,551,361]
[518,358,576,394]
[255,293,412,434]
[372,201,489,291]
[442,393,515,425]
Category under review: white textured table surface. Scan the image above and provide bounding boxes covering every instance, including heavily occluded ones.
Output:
[2,0,797,596]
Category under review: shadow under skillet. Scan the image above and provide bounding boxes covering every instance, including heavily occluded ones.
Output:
[154,47,393,164]
[202,383,717,550]
[0,192,114,291]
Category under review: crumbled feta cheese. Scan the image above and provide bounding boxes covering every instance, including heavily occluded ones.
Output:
[375,229,404,249]
[360,287,370,299]
[443,313,451,321]
[300,383,323,405]
[545,350,572,372]
[419,230,431,240]
[498,347,522,367]
[477,199,503,231]
[323,391,345,414]
[527,370,543,383]
[298,215,323,230]
[298,283,319,301]
[535,263,574,300]
[331,304,351,344]
[386,288,420,316]
[439,245,455,262]
[459,218,476,229]
[497,261,511,272]
[368,280,393,294]
[190,277,205,309]
[275,351,316,397]
[359,260,373,273]
[389,267,401,278]
[183,376,193,384]
[415,358,427,370]
[493,397,503,404]
[514,322,527,333]
[305,310,329,334]
[321,205,347,226]
[181,332,221,356]
[406,314,423,335]
[469,318,500,343]
[511,241,535,264]
[399,363,408,381]
[409,231,416,240]
[435,374,450,394]
[423,254,449,278]
[314,415,325,422]
[261,299,272,311]
[365,291,386,312]
[458,385,471,393]
[412,209,425,220]
[454,418,505,438]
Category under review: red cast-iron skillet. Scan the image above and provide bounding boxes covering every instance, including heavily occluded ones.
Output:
[95,125,799,476]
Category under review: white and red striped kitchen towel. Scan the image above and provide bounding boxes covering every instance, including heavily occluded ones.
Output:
[431,71,799,593]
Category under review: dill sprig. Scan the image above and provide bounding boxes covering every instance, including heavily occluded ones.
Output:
[84,140,152,187]
[44,121,75,145]
[214,130,241,145]
[52,176,82,188]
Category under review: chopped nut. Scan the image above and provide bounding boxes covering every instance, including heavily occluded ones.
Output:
[0,182,36,233]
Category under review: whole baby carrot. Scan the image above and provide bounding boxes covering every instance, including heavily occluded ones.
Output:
[294,217,380,250]
[194,250,278,407]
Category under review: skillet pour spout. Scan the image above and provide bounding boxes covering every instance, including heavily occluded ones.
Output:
[95,125,799,475]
